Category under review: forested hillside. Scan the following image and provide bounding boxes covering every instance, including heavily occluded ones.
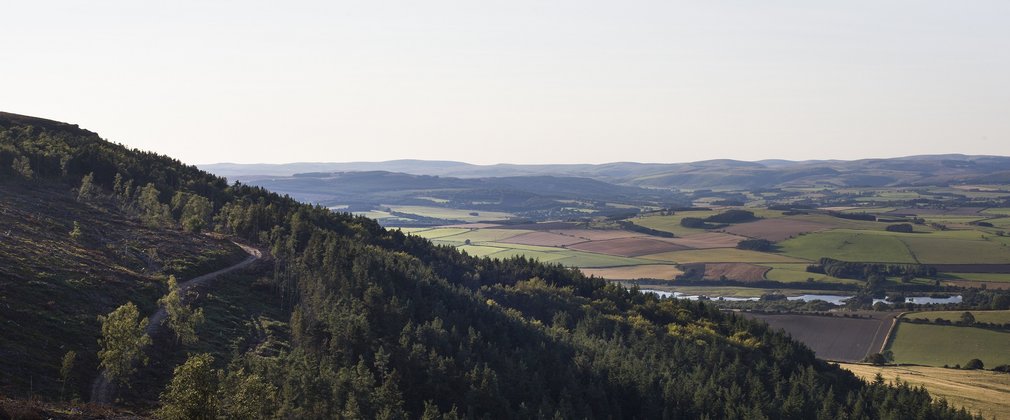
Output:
[0,112,979,418]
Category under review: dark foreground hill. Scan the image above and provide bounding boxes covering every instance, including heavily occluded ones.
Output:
[0,112,979,418]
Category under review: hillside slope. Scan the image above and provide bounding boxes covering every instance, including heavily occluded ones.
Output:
[0,112,980,418]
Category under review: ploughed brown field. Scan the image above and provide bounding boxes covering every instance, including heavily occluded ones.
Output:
[743,312,899,362]
[499,231,588,247]
[698,263,770,281]
[548,229,646,241]
[660,232,745,249]
[568,237,690,257]
[722,218,833,242]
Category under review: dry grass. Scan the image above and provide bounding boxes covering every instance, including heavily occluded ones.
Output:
[579,264,683,280]
[839,363,1010,420]
[700,263,770,281]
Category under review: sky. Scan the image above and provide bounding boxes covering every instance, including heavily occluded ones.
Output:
[2,1,1009,165]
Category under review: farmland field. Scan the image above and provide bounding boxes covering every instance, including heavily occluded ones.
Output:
[661,232,745,249]
[555,252,658,268]
[580,264,683,280]
[887,323,1010,367]
[762,263,861,284]
[903,310,1010,324]
[900,236,1010,264]
[568,237,690,257]
[840,363,1010,420]
[697,263,769,281]
[778,231,917,263]
[642,248,808,264]
[947,272,1010,282]
[386,205,514,222]
[630,211,719,236]
[791,213,897,230]
[499,231,588,247]
[437,228,531,243]
[547,229,646,241]
[743,312,895,362]
[408,227,472,239]
[722,218,832,241]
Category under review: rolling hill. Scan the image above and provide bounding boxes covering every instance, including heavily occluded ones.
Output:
[203,154,1010,190]
[0,111,980,419]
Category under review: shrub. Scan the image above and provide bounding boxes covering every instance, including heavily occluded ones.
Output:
[704,210,757,224]
[885,223,914,233]
[736,239,773,251]
[965,359,984,370]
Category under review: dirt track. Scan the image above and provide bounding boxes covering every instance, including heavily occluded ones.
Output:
[89,242,261,405]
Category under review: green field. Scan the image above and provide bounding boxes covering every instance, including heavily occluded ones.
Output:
[443,241,657,268]
[438,228,531,243]
[985,217,1010,228]
[408,227,472,239]
[778,231,917,263]
[455,244,513,257]
[887,323,1010,367]
[744,208,788,219]
[630,211,719,236]
[352,210,416,223]
[947,272,1010,282]
[386,205,514,222]
[903,310,1010,325]
[900,235,1010,264]
[761,263,861,284]
[789,213,896,231]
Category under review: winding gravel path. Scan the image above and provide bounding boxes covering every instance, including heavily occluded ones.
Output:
[90,243,262,405]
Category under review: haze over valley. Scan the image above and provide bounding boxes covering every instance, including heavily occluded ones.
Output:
[5,1,1010,418]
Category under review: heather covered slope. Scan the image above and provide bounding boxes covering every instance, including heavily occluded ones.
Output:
[0,112,980,418]
[0,181,247,399]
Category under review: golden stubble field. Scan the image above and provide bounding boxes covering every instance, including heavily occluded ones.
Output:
[840,363,1010,419]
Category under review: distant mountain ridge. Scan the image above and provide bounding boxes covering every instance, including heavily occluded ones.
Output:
[244,170,685,213]
[202,154,1010,189]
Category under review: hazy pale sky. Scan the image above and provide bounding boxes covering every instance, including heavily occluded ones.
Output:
[3,1,1009,165]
